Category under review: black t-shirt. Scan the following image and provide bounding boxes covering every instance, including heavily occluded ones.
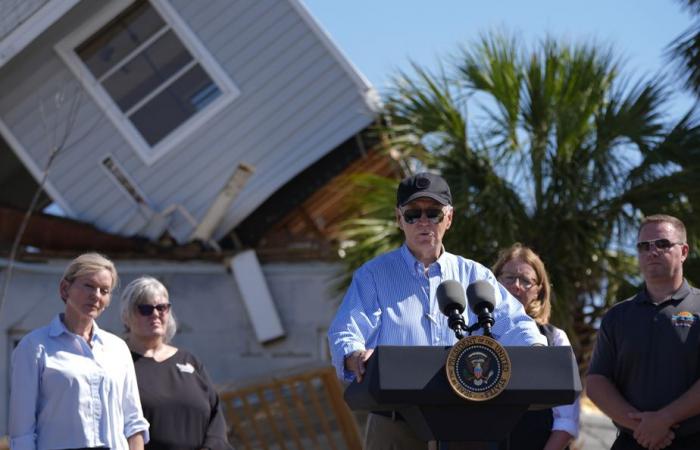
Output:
[131,349,233,450]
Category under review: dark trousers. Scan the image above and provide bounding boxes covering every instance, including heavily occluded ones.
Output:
[364,413,428,450]
[612,432,700,450]
[501,409,554,450]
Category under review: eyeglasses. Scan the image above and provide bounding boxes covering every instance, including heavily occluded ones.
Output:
[401,208,445,224]
[136,303,171,316]
[636,238,685,253]
[499,274,538,290]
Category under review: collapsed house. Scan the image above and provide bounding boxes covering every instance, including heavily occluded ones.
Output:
[0,0,397,433]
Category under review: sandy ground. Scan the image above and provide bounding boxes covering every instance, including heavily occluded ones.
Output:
[575,396,618,449]
[0,398,620,450]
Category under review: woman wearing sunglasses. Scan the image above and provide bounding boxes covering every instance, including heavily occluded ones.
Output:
[9,253,149,450]
[120,276,233,450]
[492,244,580,450]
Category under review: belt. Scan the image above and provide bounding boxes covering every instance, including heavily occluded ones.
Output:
[372,410,405,421]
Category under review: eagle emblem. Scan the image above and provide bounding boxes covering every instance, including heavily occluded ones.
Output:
[464,351,494,386]
[446,335,511,401]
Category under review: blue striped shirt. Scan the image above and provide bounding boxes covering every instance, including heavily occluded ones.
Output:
[328,244,547,380]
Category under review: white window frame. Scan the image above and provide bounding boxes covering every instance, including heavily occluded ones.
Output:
[55,0,239,166]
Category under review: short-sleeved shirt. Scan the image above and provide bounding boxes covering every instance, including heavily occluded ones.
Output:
[588,280,700,415]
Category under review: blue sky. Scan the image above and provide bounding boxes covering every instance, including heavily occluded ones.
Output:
[302,0,695,117]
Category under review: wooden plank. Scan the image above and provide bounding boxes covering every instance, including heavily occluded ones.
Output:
[240,394,270,450]
[289,380,322,450]
[304,378,339,450]
[256,387,289,450]
[321,370,363,450]
[219,395,254,450]
[218,367,362,450]
[273,382,305,450]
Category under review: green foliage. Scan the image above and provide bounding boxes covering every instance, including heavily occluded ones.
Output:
[337,31,700,368]
[668,0,700,96]
[334,174,404,289]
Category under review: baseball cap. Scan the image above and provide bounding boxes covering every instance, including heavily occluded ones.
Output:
[396,172,452,207]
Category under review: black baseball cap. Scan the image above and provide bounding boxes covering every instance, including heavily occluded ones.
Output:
[397,172,452,207]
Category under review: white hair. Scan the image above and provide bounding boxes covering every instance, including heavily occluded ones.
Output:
[120,276,177,343]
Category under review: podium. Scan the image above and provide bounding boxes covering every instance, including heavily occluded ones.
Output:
[344,345,581,448]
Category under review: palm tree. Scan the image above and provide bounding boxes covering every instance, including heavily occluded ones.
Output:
[339,32,700,371]
[669,0,700,97]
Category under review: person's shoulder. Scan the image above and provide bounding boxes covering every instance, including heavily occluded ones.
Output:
[444,251,486,270]
[687,284,700,297]
[16,323,52,348]
[549,325,571,344]
[97,327,130,350]
[97,326,123,341]
[601,293,639,320]
[608,294,638,310]
[358,247,403,272]
[443,251,493,280]
[173,347,193,360]
[174,348,207,372]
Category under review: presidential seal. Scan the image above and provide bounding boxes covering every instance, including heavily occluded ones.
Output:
[445,335,511,401]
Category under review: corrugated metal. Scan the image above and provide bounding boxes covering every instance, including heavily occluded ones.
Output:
[0,0,376,242]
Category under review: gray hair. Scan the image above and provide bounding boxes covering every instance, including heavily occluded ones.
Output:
[120,276,178,343]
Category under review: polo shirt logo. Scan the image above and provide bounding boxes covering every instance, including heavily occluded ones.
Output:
[176,362,195,373]
[671,311,698,328]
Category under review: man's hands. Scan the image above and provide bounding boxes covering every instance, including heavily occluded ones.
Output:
[628,410,677,450]
[344,349,374,382]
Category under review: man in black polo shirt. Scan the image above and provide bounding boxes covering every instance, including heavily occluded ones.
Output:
[587,214,700,450]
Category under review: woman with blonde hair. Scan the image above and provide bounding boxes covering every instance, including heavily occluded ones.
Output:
[493,243,580,450]
[10,252,149,450]
[120,276,233,450]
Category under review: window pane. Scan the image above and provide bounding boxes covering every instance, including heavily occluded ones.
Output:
[77,0,165,79]
[102,30,192,112]
[130,65,221,145]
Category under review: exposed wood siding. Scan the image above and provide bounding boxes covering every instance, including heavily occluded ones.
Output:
[0,0,376,242]
[255,148,400,262]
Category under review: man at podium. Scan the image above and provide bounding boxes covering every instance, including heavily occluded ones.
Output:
[328,172,545,450]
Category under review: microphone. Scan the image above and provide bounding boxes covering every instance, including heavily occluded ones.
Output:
[466,280,496,337]
[436,280,468,340]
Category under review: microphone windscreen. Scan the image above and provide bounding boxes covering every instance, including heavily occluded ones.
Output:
[436,279,466,315]
[466,280,496,313]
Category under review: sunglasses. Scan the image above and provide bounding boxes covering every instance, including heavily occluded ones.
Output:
[401,208,445,224]
[636,238,684,253]
[136,303,171,316]
[499,274,538,290]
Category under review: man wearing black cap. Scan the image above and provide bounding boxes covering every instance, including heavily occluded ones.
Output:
[328,172,545,450]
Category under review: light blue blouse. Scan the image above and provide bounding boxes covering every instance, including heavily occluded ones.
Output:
[9,314,149,450]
